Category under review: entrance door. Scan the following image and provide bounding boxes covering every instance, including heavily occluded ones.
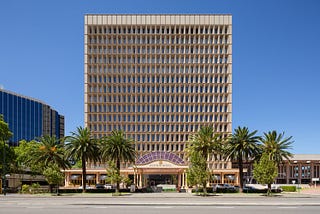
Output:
[147,174,176,186]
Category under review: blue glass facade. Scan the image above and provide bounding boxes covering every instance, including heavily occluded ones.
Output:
[0,89,64,146]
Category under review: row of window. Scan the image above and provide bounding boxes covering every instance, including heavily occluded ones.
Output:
[88,84,229,94]
[88,103,229,113]
[87,64,230,74]
[89,74,229,84]
[88,25,230,35]
[88,35,230,45]
[136,142,186,152]
[278,164,320,179]
[89,113,229,123]
[88,94,229,104]
[89,123,230,134]
[88,55,229,64]
[88,45,229,55]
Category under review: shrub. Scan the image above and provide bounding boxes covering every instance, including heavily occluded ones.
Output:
[281,186,296,192]
[21,184,30,194]
[58,188,131,194]
[163,188,176,192]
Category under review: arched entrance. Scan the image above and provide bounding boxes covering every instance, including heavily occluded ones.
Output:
[134,152,188,189]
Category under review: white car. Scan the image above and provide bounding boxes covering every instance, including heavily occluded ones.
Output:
[104,184,113,189]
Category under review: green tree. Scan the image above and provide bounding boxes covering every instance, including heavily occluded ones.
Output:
[0,115,13,167]
[65,127,100,193]
[101,130,136,194]
[260,131,293,165]
[224,126,261,193]
[187,151,210,195]
[253,153,278,196]
[43,165,65,194]
[186,126,222,195]
[105,161,123,190]
[0,141,15,173]
[0,114,13,195]
[0,115,12,143]
[14,140,43,174]
[15,137,70,193]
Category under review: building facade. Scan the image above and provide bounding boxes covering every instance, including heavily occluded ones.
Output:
[66,14,234,189]
[276,154,320,185]
[0,89,64,146]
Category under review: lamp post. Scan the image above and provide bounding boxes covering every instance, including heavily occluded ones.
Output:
[2,140,6,196]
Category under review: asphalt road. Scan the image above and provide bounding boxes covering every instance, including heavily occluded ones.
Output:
[1,204,320,214]
[1,195,320,214]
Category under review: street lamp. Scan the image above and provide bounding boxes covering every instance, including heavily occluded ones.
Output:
[2,140,11,196]
[2,140,7,196]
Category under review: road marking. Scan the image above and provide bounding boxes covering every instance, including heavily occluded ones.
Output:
[92,206,110,209]
[26,207,45,209]
[154,206,173,209]
[278,207,298,209]
[215,206,234,209]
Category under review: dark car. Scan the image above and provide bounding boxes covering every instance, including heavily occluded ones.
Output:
[243,185,267,193]
[213,183,237,193]
[95,184,105,189]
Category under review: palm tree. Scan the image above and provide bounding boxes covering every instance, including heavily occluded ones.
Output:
[27,135,70,194]
[260,131,293,165]
[224,126,261,193]
[65,127,101,193]
[188,126,222,158]
[100,130,136,194]
[187,126,222,194]
[31,135,70,169]
[259,131,293,192]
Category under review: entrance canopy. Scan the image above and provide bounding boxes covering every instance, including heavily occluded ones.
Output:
[136,152,185,165]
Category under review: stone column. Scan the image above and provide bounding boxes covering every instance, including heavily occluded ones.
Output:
[298,163,302,184]
[311,162,314,183]
[286,164,290,184]
[178,173,181,188]
[96,173,100,184]
[182,173,185,188]
[185,172,188,189]
[64,172,69,187]
[139,173,142,188]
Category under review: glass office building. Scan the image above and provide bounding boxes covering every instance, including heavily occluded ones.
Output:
[0,89,64,146]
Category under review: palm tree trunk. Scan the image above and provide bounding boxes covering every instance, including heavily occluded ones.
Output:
[239,156,244,193]
[116,159,120,194]
[82,156,87,193]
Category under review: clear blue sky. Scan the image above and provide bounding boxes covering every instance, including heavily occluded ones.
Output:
[0,0,319,154]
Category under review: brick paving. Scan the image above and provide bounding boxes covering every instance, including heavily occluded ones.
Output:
[301,186,320,195]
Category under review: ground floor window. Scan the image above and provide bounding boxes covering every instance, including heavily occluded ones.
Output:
[70,174,81,186]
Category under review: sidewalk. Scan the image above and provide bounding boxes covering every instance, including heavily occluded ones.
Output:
[2,191,320,198]
[300,186,320,195]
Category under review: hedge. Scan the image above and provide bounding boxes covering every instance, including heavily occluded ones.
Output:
[280,186,297,192]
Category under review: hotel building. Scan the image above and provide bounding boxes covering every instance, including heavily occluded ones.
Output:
[65,14,235,189]
[0,89,64,146]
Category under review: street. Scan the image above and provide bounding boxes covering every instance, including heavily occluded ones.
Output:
[1,204,320,214]
[1,194,320,214]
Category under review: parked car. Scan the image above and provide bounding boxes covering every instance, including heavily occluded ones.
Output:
[243,184,268,193]
[95,184,105,189]
[104,184,113,189]
[212,183,237,193]
[243,184,283,193]
[78,185,94,189]
[271,186,283,193]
